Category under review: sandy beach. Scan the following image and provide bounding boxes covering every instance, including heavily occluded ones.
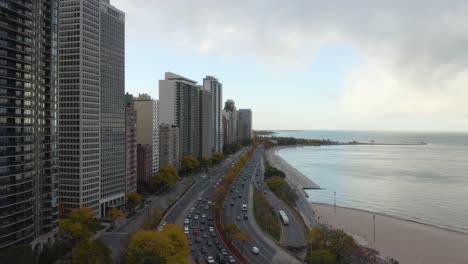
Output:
[265,145,468,264]
[312,203,468,264]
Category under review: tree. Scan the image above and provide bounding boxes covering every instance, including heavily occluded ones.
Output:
[211,152,224,164]
[223,223,240,241]
[309,227,326,251]
[328,229,357,262]
[127,192,143,214]
[233,229,250,255]
[0,244,37,264]
[181,155,200,172]
[198,156,213,168]
[59,218,93,244]
[126,225,190,264]
[69,207,96,231]
[141,208,164,230]
[72,239,111,264]
[307,249,336,264]
[265,176,296,205]
[107,207,124,226]
[153,165,179,188]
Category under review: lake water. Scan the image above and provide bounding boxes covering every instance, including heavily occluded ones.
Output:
[274,130,468,233]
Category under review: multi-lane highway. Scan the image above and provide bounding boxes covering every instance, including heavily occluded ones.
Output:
[161,148,247,263]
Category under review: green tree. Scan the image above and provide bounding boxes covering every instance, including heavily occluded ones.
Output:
[69,207,96,231]
[127,192,142,214]
[265,176,296,205]
[328,229,356,262]
[72,239,111,264]
[181,155,200,172]
[307,249,336,264]
[141,208,164,230]
[153,165,179,187]
[0,244,37,264]
[59,218,93,244]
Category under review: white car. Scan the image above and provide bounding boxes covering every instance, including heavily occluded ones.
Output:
[206,256,215,264]
[251,246,260,255]
[184,218,190,224]
[208,226,214,232]
[184,226,189,234]
[202,213,206,218]
[194,214,199,219]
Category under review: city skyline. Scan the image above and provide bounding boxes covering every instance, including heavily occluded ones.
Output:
[114,0,468,132]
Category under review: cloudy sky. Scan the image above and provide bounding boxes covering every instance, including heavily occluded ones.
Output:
[113,0,468,131]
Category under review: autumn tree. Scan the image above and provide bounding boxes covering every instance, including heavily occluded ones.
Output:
[59,208,97,244]
[223,223,240,241]
[126,225,190,264]
[181,155,200,172]
[265,176,297,205]
[107,207,124,226]
[198,156,212,168]
[72,239,111,264]
[307,249,336,264]
[211,152,224,164]
[309,226,327,251]
[127,192,142,214]
[69,208,96,231]
[153,165,179,188]
[233,229,250,255]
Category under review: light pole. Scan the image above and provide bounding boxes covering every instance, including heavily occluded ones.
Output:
[334,191,336,213]
[373,214,376,244]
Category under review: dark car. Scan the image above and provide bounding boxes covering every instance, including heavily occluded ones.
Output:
[207,240,213,246]
[243,214,248,219]
[201,247,208,254]
[214,239,221,245]
[230,201,234,206]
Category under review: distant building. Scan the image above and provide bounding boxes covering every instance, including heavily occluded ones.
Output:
[159,124,180,169]
[125,94,137,194]
[203,76,223,153]
[199,89,213,157]
[134,95,159,175]
[159,72,200,158]
[223,100,239,144]
[238,109,253,141]
[137,144,153,184]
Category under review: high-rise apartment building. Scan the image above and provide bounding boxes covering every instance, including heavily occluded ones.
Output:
[125,94,137,194]
[100,0,126,216]
[199,89,212,158]
[159,124,180,169]
[202,76,223,153]
[58,0,125,217]
[224,99,238,144]
[238,109,252,141]
[133,94,159,175]
[0,0,59,249]
[159,72,200,158]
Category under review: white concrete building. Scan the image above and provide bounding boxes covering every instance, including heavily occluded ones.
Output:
[203,76,223,153]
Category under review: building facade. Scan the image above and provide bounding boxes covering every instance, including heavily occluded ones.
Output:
[159,72,200,158]
[0,0,59,249]
[202,76,223,153]
[198,89,212,158]
[125,94,137,194]
[58,0,125,217]
[136,144,152,184]
[133,94,159,175]
[99,0,126,216]
[224,99,238,144]
[159,124,180,169]
[238,109,252,141]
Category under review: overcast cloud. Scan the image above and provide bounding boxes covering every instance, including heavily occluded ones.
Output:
[114,0,468,128]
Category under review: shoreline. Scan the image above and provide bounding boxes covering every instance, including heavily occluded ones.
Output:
[312,202,468,236]
[312,202,468,264]
[265,145,320,189]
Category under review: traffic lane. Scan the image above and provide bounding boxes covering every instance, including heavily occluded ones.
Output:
[224,161,276,263]
[258,155,308,249]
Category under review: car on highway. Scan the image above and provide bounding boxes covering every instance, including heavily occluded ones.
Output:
[201,247,208,254]
[227,256,236,263]
[194,214,199,219]
[202,233,208,238]
[221,248,228,256]
[251,246,260,255]
[230,201,234,206]
[236,215,241,221]
[210,231,216,237]
[184,218,190,224]
[214,239,221,245]
[244,214,248,219]
[195,237,202,243]
[193,228,199,235]
[186,213,192,218]
[184,226,189,234]
[208,226,214,232]
[242,204,247,211]
[206,256,215,264]
[200,225,205,231]
[202,213,206,218]
[207,240,213,246]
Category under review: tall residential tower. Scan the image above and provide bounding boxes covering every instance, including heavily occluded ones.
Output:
[0,0,59,249]
[202,76,223,153]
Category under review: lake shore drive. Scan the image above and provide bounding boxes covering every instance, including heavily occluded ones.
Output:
[265,145,468,264]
